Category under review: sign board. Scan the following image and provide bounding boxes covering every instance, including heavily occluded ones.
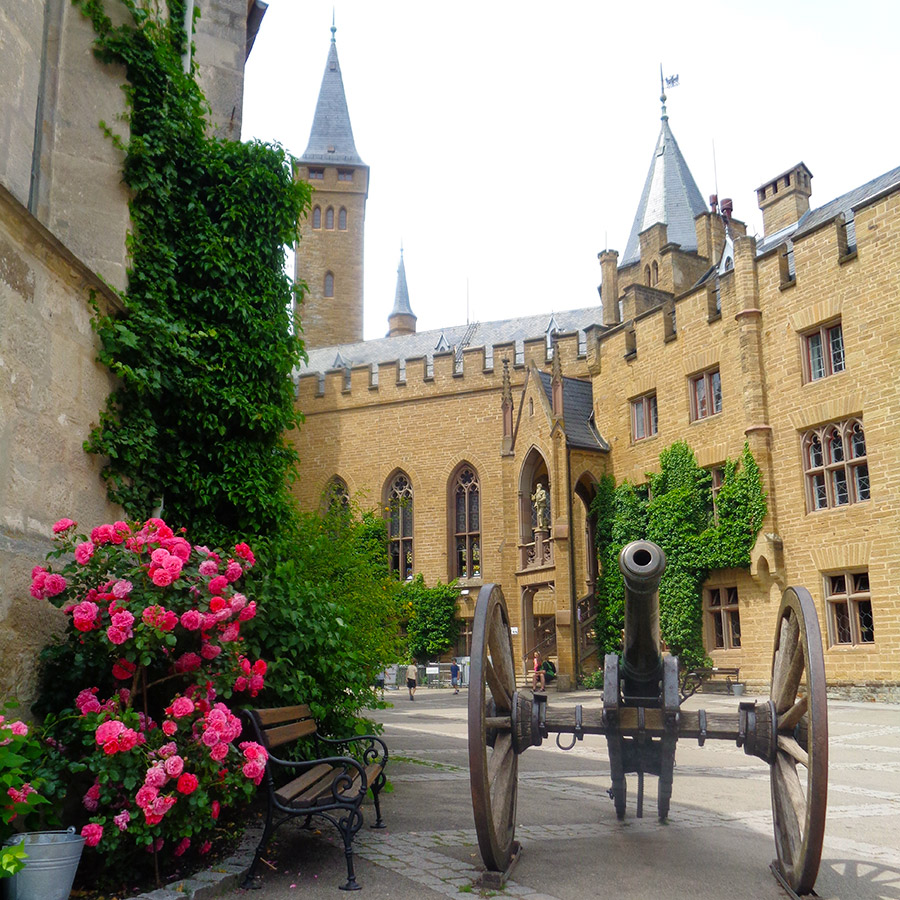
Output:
[510,626,519,635]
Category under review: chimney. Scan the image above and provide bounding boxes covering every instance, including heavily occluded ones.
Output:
[598,250,620,326]
[756,163,812,236]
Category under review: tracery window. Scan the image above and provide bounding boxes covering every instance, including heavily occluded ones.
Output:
[325,476,350,511]
[453,466,481,580]
[802,419,869,511]
[386,472,413,580]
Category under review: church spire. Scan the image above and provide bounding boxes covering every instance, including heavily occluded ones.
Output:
[300,23,363,166]
[620,90,705,267]
[388,249,417,337]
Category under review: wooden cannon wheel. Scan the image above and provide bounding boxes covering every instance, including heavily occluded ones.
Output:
[468,583,519,872]
[769,586,828,895]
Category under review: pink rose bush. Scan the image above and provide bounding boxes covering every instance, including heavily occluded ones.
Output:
[32,518,266,876]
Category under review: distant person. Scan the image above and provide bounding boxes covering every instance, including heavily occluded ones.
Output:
[450,659,460,694]
[532,651,545,691]
[406,662,418,700]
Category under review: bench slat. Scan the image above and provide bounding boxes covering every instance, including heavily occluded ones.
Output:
[254,705,314,726]
[275,763,335,806]
[265,719,318,748]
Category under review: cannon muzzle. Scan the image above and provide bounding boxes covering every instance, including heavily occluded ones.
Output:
[618,540,666,705]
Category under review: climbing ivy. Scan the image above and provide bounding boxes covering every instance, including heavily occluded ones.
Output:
[592,442,766,667]
[76,0,311,543]
[401,576,461,661]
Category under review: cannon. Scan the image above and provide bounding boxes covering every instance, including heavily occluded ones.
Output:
[467,540,828,897]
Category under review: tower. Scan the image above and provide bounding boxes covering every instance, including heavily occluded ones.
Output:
[387,249,416,337]
[295,23,368,348]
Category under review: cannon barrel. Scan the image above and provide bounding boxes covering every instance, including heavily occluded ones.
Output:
[618,540,667,704]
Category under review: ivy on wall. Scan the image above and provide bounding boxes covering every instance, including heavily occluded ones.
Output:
[592,442,767,667]
[401,576,461,662]
[77,0,311,543]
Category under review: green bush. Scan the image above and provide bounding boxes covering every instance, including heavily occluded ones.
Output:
[241,504,404,735]
[400,577,461,661]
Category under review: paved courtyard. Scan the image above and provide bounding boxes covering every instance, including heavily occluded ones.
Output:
[247,687,900,900]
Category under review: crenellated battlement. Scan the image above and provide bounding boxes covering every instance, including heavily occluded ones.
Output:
[294,329,596,408]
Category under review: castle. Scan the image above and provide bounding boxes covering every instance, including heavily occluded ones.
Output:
[290,32,900,697]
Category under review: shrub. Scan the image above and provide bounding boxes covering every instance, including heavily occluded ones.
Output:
[32,517,267,888]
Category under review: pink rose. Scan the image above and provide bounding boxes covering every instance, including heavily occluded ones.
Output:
[225,560,243,583]
[9,721,28,737]
[112,658,136,681]
[151,568,173,587]
[112,579,133,598]
[164,755,185,777]
[83,783,101,812]
[211,800,220,820]
[234,542,255,566]
[242,759,266,784]
[158,742,177,758]
[220,623,240,643]
[180,610,202,630]
[107,626,129,645]
[44,573,67,597]
[75,542,95,565]
[118,728,140,752]
[113,810,130,832]
[95,719,125,746]
[238,602,257,622]
[174,837,191,856]
[144,766,167,789]
[176,773,198,795]
[174,652,202,673]
[81,823,103,847]
[171,697,194,719]
[76,688,101,715]
[200,643,221,660]
[136,785,158,809]
[162,720,177,737]
[198,560,219,576]
[209,742,229,762]
[53,518,77,533]
[208,575,228,595]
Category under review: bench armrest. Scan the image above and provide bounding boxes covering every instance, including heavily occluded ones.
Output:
[316,733,389,766]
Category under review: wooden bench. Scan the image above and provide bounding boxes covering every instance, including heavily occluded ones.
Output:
[240,704,388,891]
[680,666,742,699]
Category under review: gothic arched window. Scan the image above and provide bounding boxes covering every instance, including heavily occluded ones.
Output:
[386,472,413,580]
[312,206,321,229]
[325,207,334,229]
[325,476,350,511]
[452,466,481,580]
[338,207,347,230]
[324,272,334,298]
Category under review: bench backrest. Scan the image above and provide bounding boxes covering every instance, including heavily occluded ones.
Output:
[246,705,318,751]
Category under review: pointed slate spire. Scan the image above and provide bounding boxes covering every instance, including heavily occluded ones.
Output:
[300,23,364,166]
[620,110,706,267]
[388,249,417,337]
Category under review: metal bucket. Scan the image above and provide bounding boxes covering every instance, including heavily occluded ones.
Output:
[2,829,85,900]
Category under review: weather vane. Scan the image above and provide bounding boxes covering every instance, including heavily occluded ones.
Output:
[659,65,680,120]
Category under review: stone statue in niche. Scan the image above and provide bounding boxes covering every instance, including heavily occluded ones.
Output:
[531,482,549,531]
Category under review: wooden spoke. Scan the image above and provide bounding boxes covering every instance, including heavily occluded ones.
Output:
[468,584,520,873]
[777,695,808,732]
[484,656,512,711]
[768,586,828,896]
[777,734,810,768]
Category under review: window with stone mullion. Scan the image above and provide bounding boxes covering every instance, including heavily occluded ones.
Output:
[454,467,481,579]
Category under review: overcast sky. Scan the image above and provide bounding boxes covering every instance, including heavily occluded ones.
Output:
[241,1,898,341]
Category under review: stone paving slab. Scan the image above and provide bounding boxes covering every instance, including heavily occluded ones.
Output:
[127,687,900,899]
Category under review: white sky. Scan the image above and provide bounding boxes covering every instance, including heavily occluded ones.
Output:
[241,1,899,341]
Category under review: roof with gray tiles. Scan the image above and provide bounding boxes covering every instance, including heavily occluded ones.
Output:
[299,307,603,375]
[536,371,609,452]
[300,32,364,166]
[621,117,707,267]
[391,253,415,317]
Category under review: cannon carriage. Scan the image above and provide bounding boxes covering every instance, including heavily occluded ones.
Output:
[467,540,828,897]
